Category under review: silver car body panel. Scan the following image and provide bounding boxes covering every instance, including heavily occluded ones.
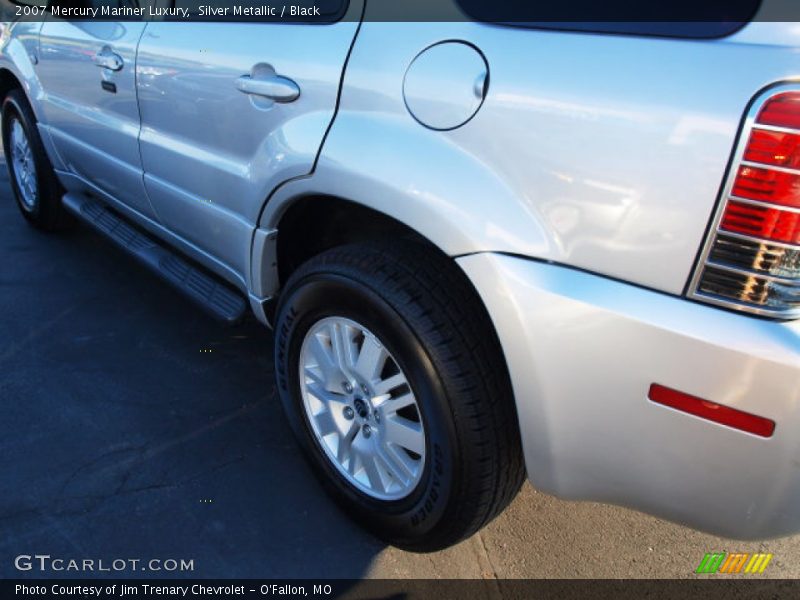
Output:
[0,20,63,169]
[458,252,800,539]
[257,17,800,296]
[38,19,156,218]
[136,6,362,279]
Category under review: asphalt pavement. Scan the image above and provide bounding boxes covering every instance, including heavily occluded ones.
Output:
[1,158,799,580]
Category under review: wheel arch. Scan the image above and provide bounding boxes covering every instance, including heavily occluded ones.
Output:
[273,194,438,290]
[0,67,23,101]
[0,39,65,173]
[251,190,479,322]
[252,123,555,304]
[0,24,47,122]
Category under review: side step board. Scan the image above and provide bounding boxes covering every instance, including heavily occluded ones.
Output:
[62,193,247,324]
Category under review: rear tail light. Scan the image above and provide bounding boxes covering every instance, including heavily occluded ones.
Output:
[689,86,800,319]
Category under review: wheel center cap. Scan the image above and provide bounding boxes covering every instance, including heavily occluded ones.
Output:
[353,398,369,419]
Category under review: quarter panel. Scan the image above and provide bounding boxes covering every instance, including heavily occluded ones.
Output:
[307,18,800,294]
[258,112,553,284]
[459,252,800,539]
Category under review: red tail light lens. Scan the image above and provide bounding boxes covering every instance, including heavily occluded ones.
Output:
[732,165,800,208]
[720,201,800,245]
[691,86,800,319]
[757,91,800,129]
[744,129,800,169]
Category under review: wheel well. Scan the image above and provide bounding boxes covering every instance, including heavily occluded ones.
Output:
[0,69,23,102]
[276,195,433,286]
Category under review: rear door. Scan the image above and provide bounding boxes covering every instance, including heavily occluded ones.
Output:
[37,1,156,219]
[135,1,362,283]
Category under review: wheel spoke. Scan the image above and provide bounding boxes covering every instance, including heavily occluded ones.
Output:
[337,420,358,463]
[308,334,344,392]
[360,452,387,494]
[306,381,331,404]
[313,408,338,438]
[308,333,334,368]
[354,335,388,382]
[328,321,357,373]
[373,372,407,396]
[381,392,416,415]
[384,416,425,455]
[304,371,335,403]
[347,450,360,477]
[379,443,414,486]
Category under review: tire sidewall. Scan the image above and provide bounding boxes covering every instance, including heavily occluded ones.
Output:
[275,271,457,544]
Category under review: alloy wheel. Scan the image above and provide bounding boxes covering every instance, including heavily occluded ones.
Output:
[298,316,427,501]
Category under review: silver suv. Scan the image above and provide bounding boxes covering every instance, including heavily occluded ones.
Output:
[2,0,799,551]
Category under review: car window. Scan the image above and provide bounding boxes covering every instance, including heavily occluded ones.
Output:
[455,0,764,38]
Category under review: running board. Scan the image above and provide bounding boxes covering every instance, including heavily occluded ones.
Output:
[62,193,247,324]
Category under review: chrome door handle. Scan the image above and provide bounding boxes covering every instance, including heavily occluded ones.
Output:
[235,74,300,103]
[93,48,123,72]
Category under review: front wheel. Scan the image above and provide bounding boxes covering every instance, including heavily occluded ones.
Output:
[2,89,72,231]
[274,242,525,551]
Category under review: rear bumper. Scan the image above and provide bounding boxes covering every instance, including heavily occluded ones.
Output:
[458,253,800,539]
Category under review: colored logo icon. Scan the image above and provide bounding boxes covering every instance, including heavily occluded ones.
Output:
[696,553,773,574]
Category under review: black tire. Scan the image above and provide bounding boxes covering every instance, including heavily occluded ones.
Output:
[2,88,72,231]
[274,241,525,551]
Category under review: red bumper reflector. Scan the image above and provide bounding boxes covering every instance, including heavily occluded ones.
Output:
[648,384,775,438]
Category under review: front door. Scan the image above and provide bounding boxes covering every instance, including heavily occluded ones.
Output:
[135,1,362,282]
[38,2,155,218]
